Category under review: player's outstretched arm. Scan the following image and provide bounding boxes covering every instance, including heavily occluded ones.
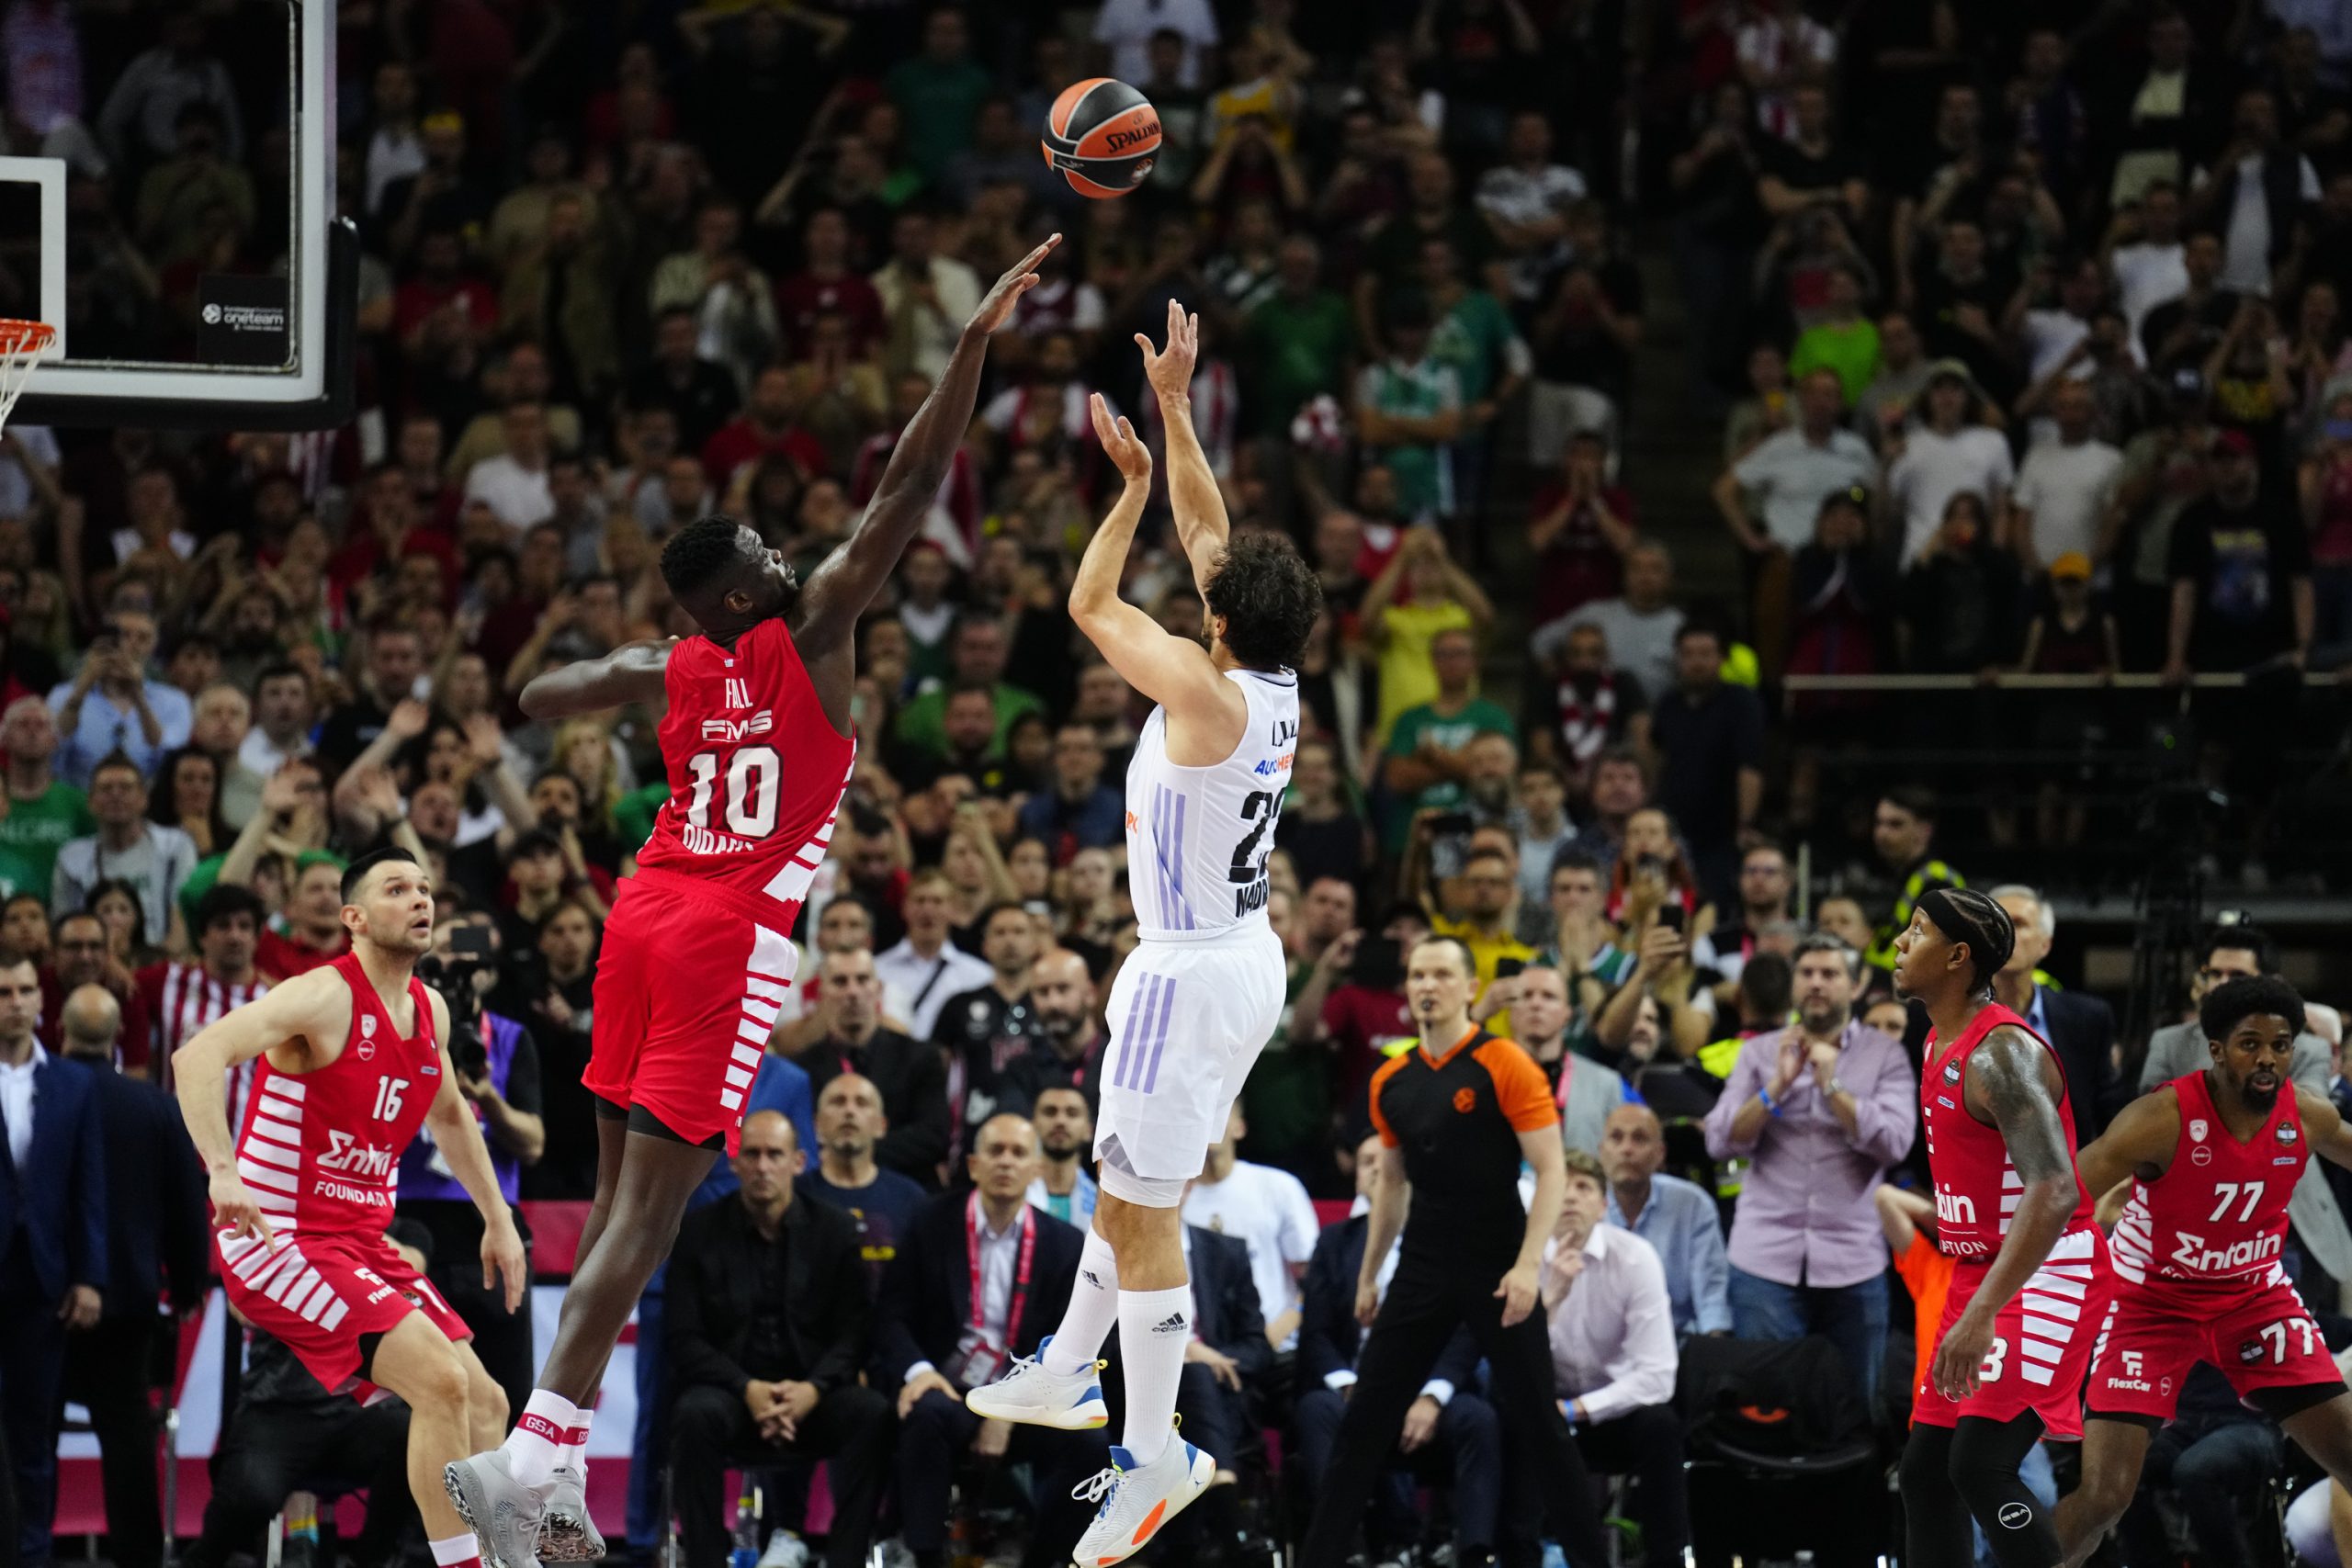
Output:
[417,987,529,1310]
[2073,1086,2178,1223]
[1932,1026,2080,1399]
[518,637,674,722]
[1136,299,1230,600]
[173,968,356,1243]
[795,236,1059,652]
[1069,395,1231,721]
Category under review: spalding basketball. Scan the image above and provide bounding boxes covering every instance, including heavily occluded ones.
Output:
[1041,78,1160,199]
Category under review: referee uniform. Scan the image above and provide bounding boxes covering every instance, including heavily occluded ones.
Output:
[1298,1027,1611,1568]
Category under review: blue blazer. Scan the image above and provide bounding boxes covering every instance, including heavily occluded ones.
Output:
[0,1052,108,1304]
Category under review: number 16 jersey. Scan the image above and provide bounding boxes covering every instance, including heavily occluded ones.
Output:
[1125,667,1299,941]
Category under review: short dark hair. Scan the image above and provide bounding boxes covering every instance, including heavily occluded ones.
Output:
[1550,850,1602,882]
[978,900,1030,934]
[1920,886,2015,994]
[2201,922,2280,976]
[1204,533,1321,672]
[1792,931,1859,977]
[2,891,43,916]
[1740,953,1793,1019]
[342,846,424,904]
[90,752,144,788]
[2201,975,2306,1044]
[660,513,750,600]
[193,883,266,936]
[1882,784,1938,824]
[254,661,309,692]
[1408,932,1478,976]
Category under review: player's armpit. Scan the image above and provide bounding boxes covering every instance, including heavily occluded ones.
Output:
[518,638,673,721]
[1972,1026,2075,1186]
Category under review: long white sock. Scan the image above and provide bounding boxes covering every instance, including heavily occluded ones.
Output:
[1042,1230,1122,1376]
[430,1533,484,1568]
[503,1389,579,1489]
[1116,1285,1192,1466]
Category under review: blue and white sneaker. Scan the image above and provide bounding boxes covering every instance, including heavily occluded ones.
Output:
[1069,1430,1215,1567]
[963,1337,1109,1429]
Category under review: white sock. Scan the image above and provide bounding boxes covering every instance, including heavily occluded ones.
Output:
[503,1390,579,1490]
[1043,1230,1122,1376]
[558,1415,590,1480]
[430,1533,483,1568]
[1116,1285,1192,1466]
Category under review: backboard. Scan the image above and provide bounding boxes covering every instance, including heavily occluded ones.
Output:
[0,0,353,431]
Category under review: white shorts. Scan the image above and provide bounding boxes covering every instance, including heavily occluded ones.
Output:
[1093,922,1285,1203]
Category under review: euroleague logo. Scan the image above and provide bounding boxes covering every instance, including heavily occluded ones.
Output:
[1453,1087,1477,1113]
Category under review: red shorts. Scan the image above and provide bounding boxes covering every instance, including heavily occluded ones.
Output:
[1916,1226,2109,1439]
[584,871,798,1156]
[2087,1269,2342,1420]
[216,1226,470,1402]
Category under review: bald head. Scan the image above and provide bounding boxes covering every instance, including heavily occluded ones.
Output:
[1599,1102,1665,1186]
[61,983,122,1065]
[967,1111,1039,1200]
[1031,947,1095,1046]
[733,1109,803,1205]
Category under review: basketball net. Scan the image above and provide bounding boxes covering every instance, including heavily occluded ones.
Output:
[0,321,56,436]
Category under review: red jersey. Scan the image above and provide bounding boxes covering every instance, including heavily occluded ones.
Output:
[2111,1069,2303,1290]
[1920,1002,2096,1259]
[634,615,857,932]
[232,954,439,1242]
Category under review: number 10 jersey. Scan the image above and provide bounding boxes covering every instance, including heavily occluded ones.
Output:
[1125,667,1299,942]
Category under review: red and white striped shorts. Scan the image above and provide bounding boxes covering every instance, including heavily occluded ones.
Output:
[216,1227,471,1403]
[1914,1226,2109,1438]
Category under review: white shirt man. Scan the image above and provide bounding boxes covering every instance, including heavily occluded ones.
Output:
[1732,420,1880,549]
[1544,1224,1679,1425]
[463,450,555,534]
[1182,1120,1321,1345]
[872,885,992,1043]
[2012,426,2124,570]
[1091,0,1219,87]
[1887,422,2015,565]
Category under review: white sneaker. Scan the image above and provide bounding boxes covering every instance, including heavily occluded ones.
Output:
[756,1529,808,1568]
[963,1337,1109,1430]
[537,1467,604,1562]
[1069,1432,1214,1567]
[443,1449,547,1568]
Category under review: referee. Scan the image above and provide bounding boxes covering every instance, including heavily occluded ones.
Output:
[1298,935,1611,1568]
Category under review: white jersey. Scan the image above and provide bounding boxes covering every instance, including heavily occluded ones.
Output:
[1125,667,1299,941]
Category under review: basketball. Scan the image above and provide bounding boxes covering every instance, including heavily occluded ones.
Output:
[1041,78,1160,199]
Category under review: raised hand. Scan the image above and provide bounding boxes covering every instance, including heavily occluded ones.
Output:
[1136,298,1200,402]
[968,233,1062,336]
[1089,392,1152,484]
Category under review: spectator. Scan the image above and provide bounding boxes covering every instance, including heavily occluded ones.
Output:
[701,366,827,491]
[1542,1146,1688,1567]
[1274,741,1373,895]
[626,308,744,454]
[2141,231,2242,371]
[1717,368,1880,570]
[872,870,993,1043]
[1788,266,1882,404]
[1898,491,2023,673]
[1476,108,1587,297]
[1526,203,1645,464]
[1599,1103,1732,1337]
[1167,1218,1267,1557]
[1853,310,1933,448]
[2187,88,2321,297]
[1024,1085,1100,1227]
[1508,964,1628,1153]
[1864,786,1964,976]
[1986,886,2120,1143]
[797,1073,929,1296]
[135,880,271,1102]
[1524,623,1650,798]
[983,948,1102,1113]
[877,1114,1105,1568]
[48,610,193,786]
[1883,361,2017,567]
[791,946,951,1187]
[1296,1134,1498,1567]
[1015,725,1123,863]
[1243,236,1352,440]
[1527,431,1634,625]
[2009,378,2125,576]
[1649,623,1766,905]
[1510,761,1577,929]
[1361,530,1496,738]
[1530,538,1687,705]
[55,983,207,1568]
[1383,629,1515,823]
[2164,428,2312,684]
[53,753,197,951]
[1703,934,1914,1404]
[313,626,426,773]
[893,615,1047,764]
[933,902,1045,1154]
[1182,1104,1322,1348]
[39,910,154,1077]
[0,695,94,903]
[1566,745,1650,868]
[666,1111,892,1568]
[0,952,105,1568]
[1351,294,1465,526]
[875,209,984,384]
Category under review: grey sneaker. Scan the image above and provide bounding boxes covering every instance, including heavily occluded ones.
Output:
[444,1449,547,1568]
[538,1467,605,1562]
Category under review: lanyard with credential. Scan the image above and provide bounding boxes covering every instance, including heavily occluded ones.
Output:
[966,1191,1037,1349]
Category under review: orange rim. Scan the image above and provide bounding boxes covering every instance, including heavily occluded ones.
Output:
[0,321,55,357]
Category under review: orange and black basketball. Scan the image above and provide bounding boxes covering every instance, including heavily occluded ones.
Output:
[1041,78,1160,199]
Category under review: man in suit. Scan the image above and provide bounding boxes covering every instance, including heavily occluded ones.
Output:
[1989,886,2124,1140]
[791,947,951,1187]
[1166,1219,1268,1563]
[1295,1134,1498,1563]
[876,1114,1105,1568]
[57,987,208,1568]
[0,952,106,1567]
[2136,922,2352,1289]
[666,1111,893,1568]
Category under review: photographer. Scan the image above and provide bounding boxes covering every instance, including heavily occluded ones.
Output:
[396,911,545,1415]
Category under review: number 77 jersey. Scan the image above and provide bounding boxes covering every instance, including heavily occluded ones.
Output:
[1125,668,1299,938]
[2089,1067,2342,1419]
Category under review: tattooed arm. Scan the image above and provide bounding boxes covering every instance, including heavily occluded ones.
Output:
[1931,1025,2082,1399]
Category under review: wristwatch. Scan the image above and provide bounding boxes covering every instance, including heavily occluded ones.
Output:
[1826,1077,1849,1100]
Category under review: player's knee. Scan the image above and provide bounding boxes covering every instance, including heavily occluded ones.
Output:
[409,1343,473,1415]
[469,1367,509,1433]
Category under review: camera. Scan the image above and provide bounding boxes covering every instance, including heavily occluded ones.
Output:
[418,923,496,1078]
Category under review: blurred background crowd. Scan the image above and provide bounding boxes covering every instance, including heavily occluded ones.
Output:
[5,0,2352,1564]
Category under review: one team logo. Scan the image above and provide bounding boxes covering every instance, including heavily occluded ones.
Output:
[2279,1124,2300,1145]
[2188,1119,2208,1142]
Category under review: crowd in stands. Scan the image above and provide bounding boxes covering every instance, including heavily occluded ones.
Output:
[3,0,2352,1564]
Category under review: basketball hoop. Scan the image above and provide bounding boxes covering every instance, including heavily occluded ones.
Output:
[0,321,56,436]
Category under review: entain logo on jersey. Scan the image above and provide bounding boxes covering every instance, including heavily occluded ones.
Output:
[317,1129,397,1178]
[2169,1227,2282,1274]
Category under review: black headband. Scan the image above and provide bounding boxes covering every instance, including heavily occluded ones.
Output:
[1917,886,2016,978]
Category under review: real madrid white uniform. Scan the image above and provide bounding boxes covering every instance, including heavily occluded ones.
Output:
[1093,665,1296,1201]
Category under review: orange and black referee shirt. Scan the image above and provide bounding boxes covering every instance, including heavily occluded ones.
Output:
[1368,1026,1560,1265]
